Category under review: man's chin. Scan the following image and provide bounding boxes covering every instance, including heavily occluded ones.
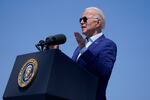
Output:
[82,30,86,34]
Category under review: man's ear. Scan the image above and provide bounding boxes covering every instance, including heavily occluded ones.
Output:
[96,19,102,28]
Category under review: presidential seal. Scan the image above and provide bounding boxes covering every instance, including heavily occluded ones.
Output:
[18,58,38,88]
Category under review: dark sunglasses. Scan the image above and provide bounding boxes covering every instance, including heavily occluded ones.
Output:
[79,16,99,23]
[79,16,88,23]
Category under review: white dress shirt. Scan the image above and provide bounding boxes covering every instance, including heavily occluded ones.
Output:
[76,32,103,60]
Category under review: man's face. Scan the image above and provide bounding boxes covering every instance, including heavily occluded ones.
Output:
[80,9,101,37]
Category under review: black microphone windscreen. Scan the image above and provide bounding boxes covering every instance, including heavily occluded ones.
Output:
[45,34,66,45]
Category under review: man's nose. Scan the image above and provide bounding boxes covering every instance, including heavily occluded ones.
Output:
[80,19,85,24]
[80,20,85,25]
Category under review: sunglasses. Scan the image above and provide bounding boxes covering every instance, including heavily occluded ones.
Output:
[79,16,88,23]
[79,16,99,23]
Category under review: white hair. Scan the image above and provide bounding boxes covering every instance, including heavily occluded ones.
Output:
[85,7,105,29]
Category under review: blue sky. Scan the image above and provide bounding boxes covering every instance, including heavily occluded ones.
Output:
[0,0,150,100]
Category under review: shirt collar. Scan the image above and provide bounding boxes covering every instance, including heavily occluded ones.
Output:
[88,32,103,42]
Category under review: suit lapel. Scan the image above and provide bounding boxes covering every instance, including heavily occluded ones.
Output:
[88,34,105,50]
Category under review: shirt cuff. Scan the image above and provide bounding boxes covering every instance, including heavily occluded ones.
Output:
[80,47,87,54]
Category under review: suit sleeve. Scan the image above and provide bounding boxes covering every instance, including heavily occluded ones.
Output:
[78,41,117,78]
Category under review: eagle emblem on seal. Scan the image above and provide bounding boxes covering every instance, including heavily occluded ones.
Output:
[18,58,38,88]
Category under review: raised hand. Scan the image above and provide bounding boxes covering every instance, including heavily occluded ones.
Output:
[74,32,85,48]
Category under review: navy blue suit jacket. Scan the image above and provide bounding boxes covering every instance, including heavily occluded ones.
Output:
[72,35,117,100]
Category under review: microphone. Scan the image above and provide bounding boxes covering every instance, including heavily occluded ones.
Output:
[45,34,66,45]
[35,34,67,51]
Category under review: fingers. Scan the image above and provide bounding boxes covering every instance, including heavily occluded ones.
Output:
[74,32,83,40]
[74,32,84,42]
[74,32,85,48]
[48,45,59,49]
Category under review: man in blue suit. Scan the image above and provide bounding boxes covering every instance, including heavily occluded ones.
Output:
[72,7,117,100]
